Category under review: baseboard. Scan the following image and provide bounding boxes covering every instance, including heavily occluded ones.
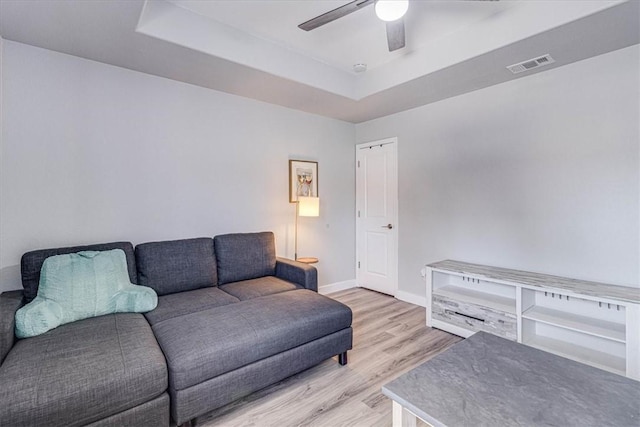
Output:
[319,279,357,295]
[319,282,427,307]
[395,290,427,307]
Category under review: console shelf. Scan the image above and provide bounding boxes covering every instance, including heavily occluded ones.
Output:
[426,260,640,380]
[433,285,516,315]
[522,306,625,343]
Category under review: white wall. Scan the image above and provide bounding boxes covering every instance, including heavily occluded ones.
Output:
[3,40,638,300]
[357,45,640,299]
[0,41,356,293]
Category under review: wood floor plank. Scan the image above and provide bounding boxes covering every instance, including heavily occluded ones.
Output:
[196,288,461,427]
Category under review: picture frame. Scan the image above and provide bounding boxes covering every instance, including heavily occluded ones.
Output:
[289,160,318,203]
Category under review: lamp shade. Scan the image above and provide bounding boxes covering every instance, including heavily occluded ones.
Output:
[298,196,319,217]
[375,0,408,22]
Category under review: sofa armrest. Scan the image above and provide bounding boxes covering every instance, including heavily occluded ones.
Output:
[0,290,24,365]
[275,258,318,292]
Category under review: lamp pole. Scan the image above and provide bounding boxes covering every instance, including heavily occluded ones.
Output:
[294,200,299,261]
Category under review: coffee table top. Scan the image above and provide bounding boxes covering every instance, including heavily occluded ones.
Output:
[382,332,640,427]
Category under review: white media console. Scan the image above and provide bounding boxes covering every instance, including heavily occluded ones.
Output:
[425,260,640,380]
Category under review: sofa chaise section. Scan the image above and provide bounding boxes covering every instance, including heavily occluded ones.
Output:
[138,232,351,424]
[0,241,169,426]
[0,313,169,426]
[172,327,351,424]
[155,290,352,423]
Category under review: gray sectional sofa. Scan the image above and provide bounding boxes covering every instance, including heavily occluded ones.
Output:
[0,232,353,426]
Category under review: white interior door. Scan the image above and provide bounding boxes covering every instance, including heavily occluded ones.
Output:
[356,138,398,296]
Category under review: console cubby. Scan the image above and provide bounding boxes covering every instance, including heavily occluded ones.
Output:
[522,319,626,375]
[426,260,640,380]
[432,271,516,314]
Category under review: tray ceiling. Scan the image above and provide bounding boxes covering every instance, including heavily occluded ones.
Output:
[1,0,638,123]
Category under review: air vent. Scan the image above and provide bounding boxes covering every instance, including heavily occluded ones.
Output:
[507,54,555,74]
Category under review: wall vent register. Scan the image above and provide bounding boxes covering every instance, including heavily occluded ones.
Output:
[425,260,640,380]
[507,54,555,74]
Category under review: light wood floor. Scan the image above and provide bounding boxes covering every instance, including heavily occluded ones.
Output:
[197,288,461,427]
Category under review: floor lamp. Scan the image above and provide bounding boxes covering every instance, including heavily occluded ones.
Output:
[295,196,319,263]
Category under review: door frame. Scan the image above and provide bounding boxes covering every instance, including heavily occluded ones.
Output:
[355,137,399,296]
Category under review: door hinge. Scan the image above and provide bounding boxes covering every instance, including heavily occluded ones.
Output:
[358,261,361,268]
[357,210,360,218]
[357,160,360,168]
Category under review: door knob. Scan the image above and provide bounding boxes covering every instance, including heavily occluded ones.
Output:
[381,224,393,229]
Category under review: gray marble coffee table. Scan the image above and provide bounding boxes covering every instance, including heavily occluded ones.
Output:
[382,332,640,427]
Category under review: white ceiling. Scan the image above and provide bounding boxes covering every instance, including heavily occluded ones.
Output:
[1,0,638,123]
[168,0,511,73]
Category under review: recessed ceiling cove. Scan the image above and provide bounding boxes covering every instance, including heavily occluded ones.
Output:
[139,0,629,100]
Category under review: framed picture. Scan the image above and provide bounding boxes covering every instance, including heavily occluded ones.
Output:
[289,160,318,202]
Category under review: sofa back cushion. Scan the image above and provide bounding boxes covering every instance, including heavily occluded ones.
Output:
[214,232,276,285]
[21,241,136,303]
[135,238,217,295]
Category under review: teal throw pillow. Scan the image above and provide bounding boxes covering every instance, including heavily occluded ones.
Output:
[15,249,157,338]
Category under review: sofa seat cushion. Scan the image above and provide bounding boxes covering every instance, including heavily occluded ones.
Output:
[219,276,301,301]
[145,287,240,325]
[152,289,352,391]
[0,313,167,427]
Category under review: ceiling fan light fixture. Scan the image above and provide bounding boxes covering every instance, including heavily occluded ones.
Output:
[375,0,408,22]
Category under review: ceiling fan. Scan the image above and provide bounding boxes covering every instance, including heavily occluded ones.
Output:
[299,0,498,53]
[299,0,407,52]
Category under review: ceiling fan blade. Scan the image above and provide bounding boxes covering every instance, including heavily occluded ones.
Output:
[386,19,405,51]
[299,0,375,31]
